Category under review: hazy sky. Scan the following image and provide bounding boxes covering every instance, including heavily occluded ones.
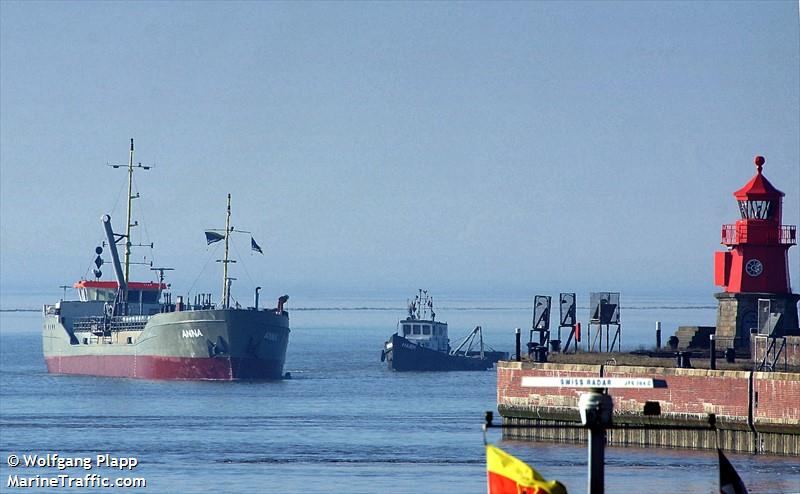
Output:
[1,1,798,303]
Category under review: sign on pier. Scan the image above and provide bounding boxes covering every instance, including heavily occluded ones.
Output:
[521,377,654,389]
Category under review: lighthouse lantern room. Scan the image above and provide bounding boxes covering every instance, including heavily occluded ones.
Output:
[713,156,799,351]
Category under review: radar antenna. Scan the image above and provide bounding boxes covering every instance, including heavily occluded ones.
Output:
[150,267,174,285]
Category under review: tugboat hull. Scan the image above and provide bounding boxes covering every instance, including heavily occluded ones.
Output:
[383,334,496,371]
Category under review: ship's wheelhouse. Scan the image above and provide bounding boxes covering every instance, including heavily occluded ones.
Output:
[73,280,166,305]
[400,318,449,352]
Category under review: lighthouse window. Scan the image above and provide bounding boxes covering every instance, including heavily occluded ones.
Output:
[422,325,431,335]
[738,200,771,220]
[412,324,421,334]
[403,324,411,335]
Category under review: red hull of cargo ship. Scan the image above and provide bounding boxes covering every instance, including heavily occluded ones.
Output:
[44,355,284,380]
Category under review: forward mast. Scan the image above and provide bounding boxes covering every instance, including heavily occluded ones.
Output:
[207,193,256,310]
[221,194,234,309]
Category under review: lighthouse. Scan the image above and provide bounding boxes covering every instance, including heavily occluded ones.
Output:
[714,156,799,351]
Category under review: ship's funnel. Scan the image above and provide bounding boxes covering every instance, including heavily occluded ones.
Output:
[102,214,127,298]
[277,294,289,313]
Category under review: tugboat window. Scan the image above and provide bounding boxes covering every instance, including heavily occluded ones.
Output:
[403,324,411,335]
[423,325,431,335]
[413,324,421,334]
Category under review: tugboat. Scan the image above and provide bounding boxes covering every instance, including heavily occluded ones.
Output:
[381,290,508,371]
[42,139,290,380]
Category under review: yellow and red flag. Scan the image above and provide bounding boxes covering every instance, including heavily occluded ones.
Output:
[486,444,567,494]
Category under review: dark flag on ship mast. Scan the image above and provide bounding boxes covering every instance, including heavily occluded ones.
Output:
[251,237,263,254]
[205,231,225,245]
[719,449,748,494]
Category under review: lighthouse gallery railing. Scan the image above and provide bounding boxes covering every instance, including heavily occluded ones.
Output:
[721,224,796,246]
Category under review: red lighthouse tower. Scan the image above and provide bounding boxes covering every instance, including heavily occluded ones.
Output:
[714,156,799,350]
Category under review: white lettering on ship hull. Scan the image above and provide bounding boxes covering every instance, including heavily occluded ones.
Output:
[181,329,204,338]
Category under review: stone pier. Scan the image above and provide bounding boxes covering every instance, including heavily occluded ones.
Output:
[497,361,800,456]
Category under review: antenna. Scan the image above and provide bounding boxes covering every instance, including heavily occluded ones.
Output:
[59,285,70,300]
[150,267,174,286]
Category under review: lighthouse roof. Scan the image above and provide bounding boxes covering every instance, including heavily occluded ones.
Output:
[733,156,784,200]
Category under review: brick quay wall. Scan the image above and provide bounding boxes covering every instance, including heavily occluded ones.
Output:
[497,361,800,456]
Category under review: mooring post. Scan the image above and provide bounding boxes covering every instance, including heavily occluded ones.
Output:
[710,334,716,370]
[588,425,605,494]
[579,389,612,494]
[655,321,662,350]
[515,328,521,361]
[521,377,659,494]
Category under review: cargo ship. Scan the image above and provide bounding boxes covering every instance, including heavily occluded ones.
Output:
[381,290,508,371]
[42,140,290,380]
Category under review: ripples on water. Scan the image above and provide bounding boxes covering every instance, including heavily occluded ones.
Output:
[1,303,798,493]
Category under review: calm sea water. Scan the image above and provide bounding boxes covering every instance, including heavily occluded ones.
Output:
[1,295,798,493]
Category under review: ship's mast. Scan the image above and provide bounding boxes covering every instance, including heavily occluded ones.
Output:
[211,194,251,309]
[222,193,232,309]
[123,138,135,287]
[108,138,151,301]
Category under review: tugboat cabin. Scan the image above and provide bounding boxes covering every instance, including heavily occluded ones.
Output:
[400,318,449,353]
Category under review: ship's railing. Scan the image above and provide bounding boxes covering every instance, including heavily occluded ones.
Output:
[73,333,114,345]
[112,315,149,332]
[72,317,105,333]
[721,224,796,245]
[72,315,148,333]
